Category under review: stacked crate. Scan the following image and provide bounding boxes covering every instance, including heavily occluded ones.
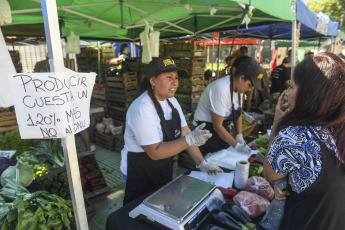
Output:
[9,50,22,73]
[105,71,138,126]
[165,41,207,170]
[174,58,205,112]
[76,47,91,72]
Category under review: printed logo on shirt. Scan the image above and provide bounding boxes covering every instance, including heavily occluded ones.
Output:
[257,74,263,79]
[163,59,175,66]
[174,129,181,138]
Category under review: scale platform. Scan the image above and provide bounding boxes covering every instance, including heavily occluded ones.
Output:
[129,175,218,230]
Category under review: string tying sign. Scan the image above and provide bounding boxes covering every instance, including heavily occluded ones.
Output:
[9,71,96,139]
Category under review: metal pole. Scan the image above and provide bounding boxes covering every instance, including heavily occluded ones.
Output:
[216,32,221,78]
[120,0,124,28]
[291,20,297,79]
[97,41,101,84]
[211,36,214,80]
[41,1,89,230]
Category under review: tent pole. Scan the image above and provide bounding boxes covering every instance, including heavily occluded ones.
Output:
[217,32,221,79]
[291,20,297,79]
[120,0,124,28]
[97,41,101,84]
[212,35,214,81]
[41,1,89,230]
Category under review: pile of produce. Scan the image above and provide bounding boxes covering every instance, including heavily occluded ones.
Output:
[79,155,107,194]
[0,179,73,230]
[0,130,36,155]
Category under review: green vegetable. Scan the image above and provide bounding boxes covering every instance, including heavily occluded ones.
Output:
[249,163,264,177]
[1,162,34,187]
[31,140,65,167]
[257,147,267,159]
[0,130,36,156]
[0,179,73,230]
[255,135,269,149]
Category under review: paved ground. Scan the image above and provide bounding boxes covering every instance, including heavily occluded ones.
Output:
[75,137,189,230]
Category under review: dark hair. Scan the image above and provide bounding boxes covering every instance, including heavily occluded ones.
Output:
[119,43,129,55]
[136,77,164,115]
[225,56,235,65]
[277,52,345,162]
[240,46,248,53]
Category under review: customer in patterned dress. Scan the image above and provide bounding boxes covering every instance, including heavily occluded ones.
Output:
[263,52,345,230]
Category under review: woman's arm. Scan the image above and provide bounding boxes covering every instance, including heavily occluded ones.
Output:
[212,112,237,147]
[141,137,189,160]
[263,91,289,184]
[181,126,204,165]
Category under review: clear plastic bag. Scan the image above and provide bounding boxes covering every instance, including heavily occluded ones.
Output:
[65,32,81,54]
[233,191,270,218]
[95,123,105,134]
[111,126,123,136]
[205,188,226,212]
[0,0,12,25]
[245,176,274,200]
[102,118,114,126]
[260,178,287,230]
[105,124,115,134]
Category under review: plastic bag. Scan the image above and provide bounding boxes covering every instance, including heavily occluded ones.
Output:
[65,32,81,54]
[0,0,12,25]
[245,176,274,200]
[140,24,152,64]
[260,178,287,230]
[149,25,160,58]
[111,126,123,136]
[233,191,270,218]
[95,123,105,134]
[105,124,115,134]
[102,118,114,126]
[205,188,226,212]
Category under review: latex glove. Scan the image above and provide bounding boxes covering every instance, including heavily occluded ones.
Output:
[235,134,245,145]
[197,160,224,176]
[185,123,212,146]
[235,143,251,154]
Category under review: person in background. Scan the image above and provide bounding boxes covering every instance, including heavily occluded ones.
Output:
[231,46,249,75]
[33,57,95,152]
[193,57,265,156]
[120,56,223,205]
[224,56,236,75]
[263,52,345,229]
[270,57,292,95]
[118,43,130,60]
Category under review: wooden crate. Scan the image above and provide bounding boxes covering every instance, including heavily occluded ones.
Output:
[166,41,206,58]
[114,135,124,153]
[90,110,105,142]
[64,58,75,71]
[178,77,204,87]
[177,85,205,94]
[107,106,127,122]
[0,112,18,133]
[94,132,116,151]
[92,90,106,100]
[106,72,138,88]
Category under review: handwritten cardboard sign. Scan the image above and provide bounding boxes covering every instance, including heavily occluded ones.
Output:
[9,71,96,139]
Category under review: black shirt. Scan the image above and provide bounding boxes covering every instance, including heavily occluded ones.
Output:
[232,56,250,69]
[270,64,290,94]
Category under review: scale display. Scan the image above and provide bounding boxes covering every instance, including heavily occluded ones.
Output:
[143,175,215,222]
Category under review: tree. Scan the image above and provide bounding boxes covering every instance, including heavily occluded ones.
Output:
[308,0,345,27]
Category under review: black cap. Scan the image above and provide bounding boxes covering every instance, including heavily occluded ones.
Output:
[283,57,291,63]
[146,56,188,79]
[236,57,265,90]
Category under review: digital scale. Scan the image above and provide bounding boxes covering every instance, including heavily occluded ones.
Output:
[129,175,220,230]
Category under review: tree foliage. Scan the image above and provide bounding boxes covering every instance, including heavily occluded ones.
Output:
[308,0,345,27]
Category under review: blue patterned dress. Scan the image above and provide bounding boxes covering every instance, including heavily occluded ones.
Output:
[267,126,338,193]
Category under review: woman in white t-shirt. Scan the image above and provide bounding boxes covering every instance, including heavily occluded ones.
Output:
[193,58,265,156]
[121,56,223,205]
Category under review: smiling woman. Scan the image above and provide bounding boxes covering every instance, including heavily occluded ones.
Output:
[119,56,223,205]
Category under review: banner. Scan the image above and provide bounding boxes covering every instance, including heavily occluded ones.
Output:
[9,71,96,139]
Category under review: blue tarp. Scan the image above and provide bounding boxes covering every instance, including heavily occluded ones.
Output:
[224,0,339,39]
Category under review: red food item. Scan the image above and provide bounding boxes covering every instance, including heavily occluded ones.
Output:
[248,157,264,165]
[245,176,274,200]
[233,191,270,218]
[217,187,238,202]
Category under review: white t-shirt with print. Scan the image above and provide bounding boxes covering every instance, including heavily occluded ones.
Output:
[193,75,243,124]
[120,91,187,175]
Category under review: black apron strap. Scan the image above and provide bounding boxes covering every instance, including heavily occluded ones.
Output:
[230,76,242,125]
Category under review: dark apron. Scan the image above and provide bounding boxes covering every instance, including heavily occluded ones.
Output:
[123,99,181,205]
[280,127,345,230]
[197,76,241,156]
